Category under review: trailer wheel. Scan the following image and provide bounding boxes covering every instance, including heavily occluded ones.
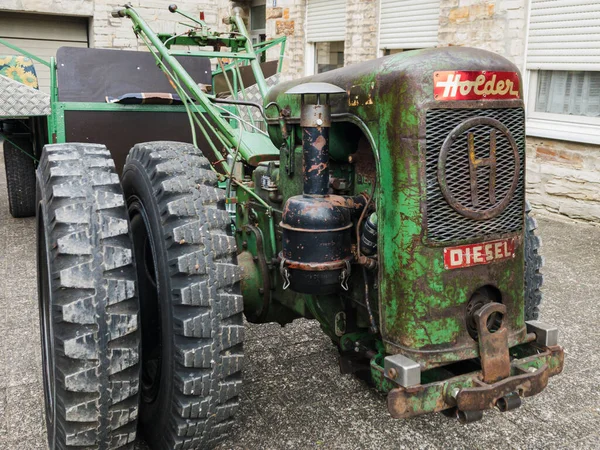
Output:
[36,143,141,449]
[122,142,243,449]
[4,137,36,217]
[524,201,543,320]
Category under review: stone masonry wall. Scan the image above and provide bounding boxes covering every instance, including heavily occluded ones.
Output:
[91,1,226,50]
[438,0,527,70]
[1,0,228,50]
[527,138,600,222]
[264,0,306,80]
[345,0,379,66]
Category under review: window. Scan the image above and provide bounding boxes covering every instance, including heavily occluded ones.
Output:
[378,0,440,55]
[535,71,600,117]
[249,0,266,62]
[315,41,344,74]
[250,5,265,32]
[526,0,600,145]
[527,71,600,145]
[305,0,346,75]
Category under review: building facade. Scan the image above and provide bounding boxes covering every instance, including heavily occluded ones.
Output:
[1,0,599,221]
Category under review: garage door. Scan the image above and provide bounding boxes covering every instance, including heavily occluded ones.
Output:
[0,12,88,92]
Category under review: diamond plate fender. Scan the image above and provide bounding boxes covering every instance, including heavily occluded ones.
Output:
[0,75,50,117]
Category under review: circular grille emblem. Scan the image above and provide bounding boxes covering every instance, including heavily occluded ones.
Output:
[437,117,520,221]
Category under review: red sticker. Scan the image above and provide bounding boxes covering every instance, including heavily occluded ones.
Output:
[444,238,516,270]
[434,71,520,101]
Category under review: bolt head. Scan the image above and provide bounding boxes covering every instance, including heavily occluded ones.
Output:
[387,368,398,379]
[316,118,323,126]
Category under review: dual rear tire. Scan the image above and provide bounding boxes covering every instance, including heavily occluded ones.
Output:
[36,142,243,449]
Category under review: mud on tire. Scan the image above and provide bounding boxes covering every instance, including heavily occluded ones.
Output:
[36,143,141,449]
[524,200,543,320]
[4,137,36,218]
[122,142,243,449]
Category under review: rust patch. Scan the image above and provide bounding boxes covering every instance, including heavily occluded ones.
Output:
[475,302,510,383]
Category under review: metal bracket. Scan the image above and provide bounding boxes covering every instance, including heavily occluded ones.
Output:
[384,354,421,387]
[279,258,290,290]
[339,260,351,291]
[475,302,510,383]
[526,320,559,347]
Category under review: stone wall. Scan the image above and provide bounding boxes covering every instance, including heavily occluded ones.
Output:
[91,1,227,50]
[0,0,228,50]
[438,0,527,70]
[345,0,379,66]
[527,138,600,222]
[264,0,306,80]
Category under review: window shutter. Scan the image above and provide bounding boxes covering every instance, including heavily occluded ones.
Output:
[306,0,346,42]
[527,0,600,70]
[379,0,440,50]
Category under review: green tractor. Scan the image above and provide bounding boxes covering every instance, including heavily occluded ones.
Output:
[2,3,563,449]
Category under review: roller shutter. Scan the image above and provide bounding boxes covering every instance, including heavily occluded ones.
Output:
[306,0,346,42]
[0,12,89,92]
[379,0,440,50]
[527,0,600,70]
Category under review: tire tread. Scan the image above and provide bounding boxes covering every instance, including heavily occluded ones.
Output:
[37,143,140,449]
[124,141,243,449]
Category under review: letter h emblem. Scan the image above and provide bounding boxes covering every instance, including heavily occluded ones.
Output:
[467,130,497,207]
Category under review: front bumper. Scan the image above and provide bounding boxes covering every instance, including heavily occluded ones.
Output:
[381,304,564,420]
[386,343,564,419]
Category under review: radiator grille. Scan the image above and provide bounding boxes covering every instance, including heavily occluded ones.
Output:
[425,108,525,243]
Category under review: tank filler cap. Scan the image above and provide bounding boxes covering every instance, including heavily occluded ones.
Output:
[286,83,346,110]
[285,82,346,96]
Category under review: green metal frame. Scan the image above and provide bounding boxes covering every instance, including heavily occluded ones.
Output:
[115,5,281,174]
[0,37,51,68]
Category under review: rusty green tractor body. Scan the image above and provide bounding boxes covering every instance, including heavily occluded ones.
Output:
[251,49,564,420]
[1,3,563,448]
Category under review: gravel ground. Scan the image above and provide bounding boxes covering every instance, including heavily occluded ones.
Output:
[0,147,599,449]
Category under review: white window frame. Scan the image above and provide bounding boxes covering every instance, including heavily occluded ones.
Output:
[305,42,316,76]
[526,70,600,146]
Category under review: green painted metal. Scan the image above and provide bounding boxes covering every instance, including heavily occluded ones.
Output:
[0,37,51,68]
[169,50,256,60]
[0,132,38,162]
[264,48,529,368]
[59,102,195,113]
[229,12,268,98]
[117,5,281,171]
[1,4,564,419]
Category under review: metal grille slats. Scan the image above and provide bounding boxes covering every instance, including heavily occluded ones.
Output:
[425,108,525,243]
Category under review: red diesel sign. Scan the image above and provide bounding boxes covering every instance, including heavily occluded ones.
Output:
[434,71,520,101]
[444,237,516,270]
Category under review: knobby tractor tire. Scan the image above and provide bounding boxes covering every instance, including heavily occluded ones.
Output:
[4,137,36,217]
[36,143,141,449]
[122,142,244,449]
[524,201,544,320]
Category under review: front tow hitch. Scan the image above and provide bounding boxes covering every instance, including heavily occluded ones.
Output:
[384,306,564,421]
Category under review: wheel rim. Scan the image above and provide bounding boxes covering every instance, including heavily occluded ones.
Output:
[37,206,56,444]
[129,197,163,404]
